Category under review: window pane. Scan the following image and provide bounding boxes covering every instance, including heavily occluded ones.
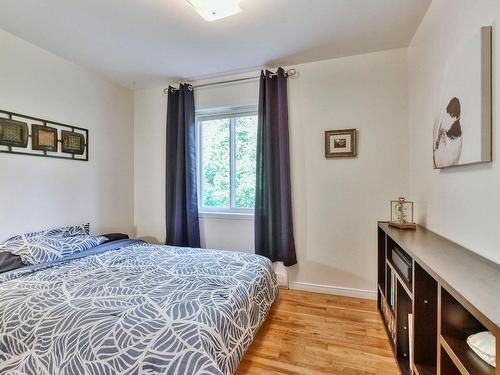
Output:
[201,118,230,208]
[235,115,258,208]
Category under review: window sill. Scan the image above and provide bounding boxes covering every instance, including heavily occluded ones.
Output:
[198,212,254,221]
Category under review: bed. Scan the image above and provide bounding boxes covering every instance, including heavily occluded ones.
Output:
[0,230,278,375]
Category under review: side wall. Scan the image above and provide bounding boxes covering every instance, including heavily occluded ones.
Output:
[133,48,409,296]
[408,0,500,264]
[0,30,134,238]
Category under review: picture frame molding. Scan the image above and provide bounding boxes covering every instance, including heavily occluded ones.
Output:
[325,128,357,158]
[32,124,58,152]
[61,130,86,155]
[0,118,29,148]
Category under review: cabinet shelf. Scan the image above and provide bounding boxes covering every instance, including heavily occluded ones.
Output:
[377,222,500,375]
[441,348,462,375]
[440,334,495,375]
[413,363,437,375]
[397,357,411,375]
[440,287,496,375]
[413,263,437,375]
[386,259,413,299]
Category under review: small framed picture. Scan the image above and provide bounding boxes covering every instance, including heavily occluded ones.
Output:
[325,128,357,158]
[0,118,28,148]
[32,125,58,152]
[61,130,86,155]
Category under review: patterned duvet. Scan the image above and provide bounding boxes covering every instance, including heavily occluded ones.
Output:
[0,242,278,375]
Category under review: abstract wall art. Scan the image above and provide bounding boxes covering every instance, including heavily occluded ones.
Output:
[433,26,492,169]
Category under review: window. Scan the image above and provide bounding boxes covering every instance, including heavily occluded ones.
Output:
[197,107,258,214]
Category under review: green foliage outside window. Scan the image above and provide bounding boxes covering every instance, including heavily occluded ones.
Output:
[200,114,257,210]
[201,118,230,207]
[235,116,257,208]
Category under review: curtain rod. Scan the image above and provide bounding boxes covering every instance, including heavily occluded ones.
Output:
[164,68,297,94]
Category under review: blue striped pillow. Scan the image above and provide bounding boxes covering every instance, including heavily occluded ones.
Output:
[0,224,106,265]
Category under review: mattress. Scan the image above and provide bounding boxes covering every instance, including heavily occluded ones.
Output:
[0,240,278,374]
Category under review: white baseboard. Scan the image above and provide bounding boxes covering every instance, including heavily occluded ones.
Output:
[288,281,377,300]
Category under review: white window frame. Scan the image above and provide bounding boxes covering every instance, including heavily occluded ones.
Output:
[196,105,258,216]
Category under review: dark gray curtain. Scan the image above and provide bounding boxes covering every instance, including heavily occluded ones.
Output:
[255,68,297,266]
[165,84,200,247]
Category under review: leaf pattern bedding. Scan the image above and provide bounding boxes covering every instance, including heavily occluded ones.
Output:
[0,223,106,266]
[0,235,107,265]
[0,242,278,375]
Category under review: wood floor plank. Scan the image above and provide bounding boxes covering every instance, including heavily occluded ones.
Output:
[235,289,399,375]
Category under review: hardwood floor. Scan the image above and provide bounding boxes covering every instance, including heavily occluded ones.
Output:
[235,289,399,375]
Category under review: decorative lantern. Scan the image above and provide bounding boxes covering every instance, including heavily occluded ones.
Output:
[389,197,416,229]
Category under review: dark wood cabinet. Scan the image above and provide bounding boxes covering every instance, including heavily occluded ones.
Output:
[377,222,499,375]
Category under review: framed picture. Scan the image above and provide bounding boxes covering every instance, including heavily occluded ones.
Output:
[32,125,58,152]
[0,118,28,148]
[0,109,89,161]
[325,129,357,158]
[433,26,492,169]
[61,130,86,155]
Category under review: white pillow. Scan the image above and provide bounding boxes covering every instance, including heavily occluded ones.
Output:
[467,331,496,367]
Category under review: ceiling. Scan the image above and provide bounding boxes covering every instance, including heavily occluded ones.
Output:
[0,0,431,89]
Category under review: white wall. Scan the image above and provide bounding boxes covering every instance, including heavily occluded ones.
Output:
[408,0,500,265]
[134,48,409,296]
[133,87,167,243]
[287,49,408,296]
[0,30,134,239]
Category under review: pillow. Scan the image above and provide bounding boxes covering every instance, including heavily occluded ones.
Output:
[467,331,496,367]
[0,224,103,266]
[0,234,107,265]
[0,224,90,247]
[0,252,25,273]
[0,224,90,251]
[28,223,90,238]
[46,223,90,237]
[102,233,129,242]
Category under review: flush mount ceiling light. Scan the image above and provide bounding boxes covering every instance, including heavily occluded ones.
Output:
[186,0,243,22]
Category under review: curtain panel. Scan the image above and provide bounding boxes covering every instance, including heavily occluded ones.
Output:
[165,84,200,247]
[255,68,297,266]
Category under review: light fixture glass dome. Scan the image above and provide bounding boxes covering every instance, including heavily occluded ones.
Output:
[186,0,243,21]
